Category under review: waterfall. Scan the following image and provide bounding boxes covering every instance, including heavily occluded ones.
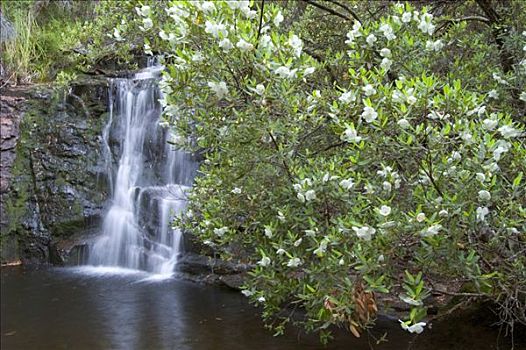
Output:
[88,64,197,275]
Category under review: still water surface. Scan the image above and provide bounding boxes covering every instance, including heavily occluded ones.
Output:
[1,266,518,350]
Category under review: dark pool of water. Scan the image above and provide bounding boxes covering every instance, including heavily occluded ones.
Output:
[1,266,520,350]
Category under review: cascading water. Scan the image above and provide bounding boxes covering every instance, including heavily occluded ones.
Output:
[88,64,197,275]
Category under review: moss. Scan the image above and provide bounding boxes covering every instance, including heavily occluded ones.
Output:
[50,218,87,237]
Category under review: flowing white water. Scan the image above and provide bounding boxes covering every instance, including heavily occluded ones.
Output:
[89,65,196,276]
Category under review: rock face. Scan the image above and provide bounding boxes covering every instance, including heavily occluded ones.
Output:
[0,79,109,264]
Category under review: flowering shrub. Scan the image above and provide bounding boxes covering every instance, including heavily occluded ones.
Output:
[114,0,525,342]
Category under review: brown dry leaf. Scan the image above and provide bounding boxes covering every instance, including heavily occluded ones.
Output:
[349,323,361,338]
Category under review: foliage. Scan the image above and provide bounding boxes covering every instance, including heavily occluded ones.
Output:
[9,0,524,343]
[104,0,526,342]
[0,0,138,84]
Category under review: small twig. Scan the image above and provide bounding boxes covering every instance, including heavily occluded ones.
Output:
[268,130,294,182]
[255,0,265,49]
[302,0,352,22]
[326,0,362,24]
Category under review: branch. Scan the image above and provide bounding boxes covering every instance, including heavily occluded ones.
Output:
[255,0,265,49]
[326,0,362,23]
[439,15,490,25]
[475,0,514,73]
[302,0,352,22]
[268,130,294,182]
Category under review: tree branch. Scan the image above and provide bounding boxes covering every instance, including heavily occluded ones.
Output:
[326,0,362,23]
[301,0,352,22]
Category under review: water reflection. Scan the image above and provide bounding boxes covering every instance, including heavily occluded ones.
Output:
[2,266,520,350]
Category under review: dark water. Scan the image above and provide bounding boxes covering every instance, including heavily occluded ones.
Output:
[1,266,520,350]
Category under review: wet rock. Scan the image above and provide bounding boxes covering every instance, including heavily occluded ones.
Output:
[176,252,251,289]
[1,79,109,264]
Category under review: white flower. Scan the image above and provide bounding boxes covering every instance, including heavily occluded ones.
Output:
[274,66,297,79]
[476,173,486,182]
[231,187,242,194]
[461,131,473,144]
[476,206,489,222]
[276,248,286,255]
[397,118,410,129]
[379,205,392,216]
[144,42,153,56]
[478,190,491,201]
[208,81,229,99]
[380,48,392,57]
[362,84,376,96]
[498,125,523,138]
[339,178,354,190]
[366,34,377,46]
[402,12,412,23]
[288,34,303,57]
[493,141,511,161]
[345,21,363,45]
[191,51,204,62]
[257,256,271,267]
[135,5,151,17]
[219,38,233,52]
[361,106,378,123]
[259,34,273,50]
[400,320,426,334]
[200,1,216,13]
[392,90,405,103]
[274,11,284,27]
[425,39,444,51]
[204,20,228,38]
[421,224,442,237]
[294,238,303,247]
[287,257,302,267]
[520,92,526,102]
[241,289,254,297]
[214,227,228,237]
[313,240,328,256]
[341,126,362,143]
[418,13,435,34]
[488,90,499,99]
[339,91,356,104]
[451,151,461,161]
[140,18,153,31]
[339,258,345,265]
[257,296,266,303]
[264,227,273,238]
[416,212,426,222]
[226,1,245,9]
[406,95,417,105]
[297,192,305,203]
[236,39,254,52]
[379,23,396,40]
[352,226,376,241]
[482,118,498,131]
[305,190,316,201]
[307,228,320,238]
[383,181,392,192]
[492,73,507,85]
[380,58,392,71]
[304,67,316,76]
[277,211,286,222]
[253,84,265,95]
[113,28,124,42]
[439,209,449,217]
